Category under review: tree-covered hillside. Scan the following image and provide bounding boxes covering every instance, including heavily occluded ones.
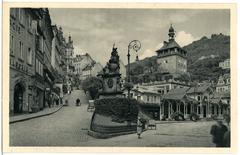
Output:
[127,33,230,83]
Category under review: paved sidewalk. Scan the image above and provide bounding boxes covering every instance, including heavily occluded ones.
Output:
[10,105,63,124]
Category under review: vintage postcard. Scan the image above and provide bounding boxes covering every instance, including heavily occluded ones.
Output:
[2,2,237,153]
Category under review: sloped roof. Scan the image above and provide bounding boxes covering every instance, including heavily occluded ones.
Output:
[222,73,230,79]
[82,64,92,71]
[187,84,211,94]
[210,98,221,104]
[132,86,160,95]
[163,87,190,100]
[210,92,230,104]
[159,40,182,51]
[212,92,230,99]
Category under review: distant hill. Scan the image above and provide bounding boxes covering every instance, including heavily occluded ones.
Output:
[127,33,230,83]
[184,33,230,81]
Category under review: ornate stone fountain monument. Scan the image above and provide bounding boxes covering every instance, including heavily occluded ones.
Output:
[88,45,139,138]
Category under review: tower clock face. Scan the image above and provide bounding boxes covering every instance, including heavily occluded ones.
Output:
[107,79,113,88]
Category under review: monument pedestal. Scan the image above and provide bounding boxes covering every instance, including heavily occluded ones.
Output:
[89,97,138,138]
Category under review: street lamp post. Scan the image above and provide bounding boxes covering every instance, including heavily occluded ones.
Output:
[127,40,141,98]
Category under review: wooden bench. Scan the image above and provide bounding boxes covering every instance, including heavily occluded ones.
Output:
[147,119,157,130]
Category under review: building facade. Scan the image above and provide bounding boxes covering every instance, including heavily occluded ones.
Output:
[73,53,95,75]
[10,8,40,114]
[91,62,103,77]
[186,84,214,118]
[216,73,230,93]
[9,8,76,115]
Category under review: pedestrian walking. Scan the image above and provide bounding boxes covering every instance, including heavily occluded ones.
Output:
[137,116,143,139]
[210,120,228,147]
[76,98,81,106]
[64,99,69,106]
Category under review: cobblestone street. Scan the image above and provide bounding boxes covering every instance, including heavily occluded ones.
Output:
[10,89,215,147]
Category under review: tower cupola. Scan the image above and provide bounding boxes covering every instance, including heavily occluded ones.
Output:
[168,24,175,41]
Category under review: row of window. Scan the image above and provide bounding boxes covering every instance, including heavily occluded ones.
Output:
[217,86,230,93]
[10,35,32,65]
[36,59,43,76]
[11,8,33,29]
[146,95,160,103]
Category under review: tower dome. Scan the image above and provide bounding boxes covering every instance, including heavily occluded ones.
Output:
[168,24,175,41]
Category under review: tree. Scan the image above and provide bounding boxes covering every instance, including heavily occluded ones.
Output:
[81,77,103,99]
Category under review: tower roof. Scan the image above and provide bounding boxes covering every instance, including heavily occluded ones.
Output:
[156,25,187,58]
[158,40,182,51]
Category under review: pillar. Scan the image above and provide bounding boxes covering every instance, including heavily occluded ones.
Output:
[214,105,217,115]
[176,103,179,112]
[200,104,203,118]
[197,105,199,114]
[168,102,171,119]
[162,103,165,117]
[159,104,162,120]
[183,103,186,118]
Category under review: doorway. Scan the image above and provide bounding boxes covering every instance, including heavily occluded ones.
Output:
[14,83,25,113]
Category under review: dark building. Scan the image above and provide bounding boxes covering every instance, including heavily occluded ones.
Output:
[9,8,42,114]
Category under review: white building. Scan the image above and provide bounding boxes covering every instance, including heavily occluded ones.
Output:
[216,73,230,93]
[219,58,230,69]
[73,53,95,76]
[91,62,103,77]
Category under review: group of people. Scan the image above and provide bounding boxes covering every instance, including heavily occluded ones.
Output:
[64,98,81,106]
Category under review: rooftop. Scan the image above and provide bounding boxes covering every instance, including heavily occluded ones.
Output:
[187,83,212,94]
[162,87,190,100]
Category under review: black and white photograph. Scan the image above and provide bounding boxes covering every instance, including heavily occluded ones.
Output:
[2,2,237,153]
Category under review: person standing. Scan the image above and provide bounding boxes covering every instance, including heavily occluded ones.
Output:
[223,115,231,147]
[76,98,81,106]
[137,116,143,139]
[210,120,228,147]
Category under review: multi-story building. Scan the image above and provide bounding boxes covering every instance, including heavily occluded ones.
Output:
[73,54,83,75]
[40,9,56,108]
[91,62,103,77]
[210,73,231,117]
[156,25,187,78]
[81,65,92,80]
[65,35,74,74]
[219,58,230,70]
[34,9,45,111]
[62,35,75,92]
[51,25,62,74]
[55,26,67,78]
[140,79,190,95]
[73,53,95,75]
[186,84,214,118]
[131,85,162,120]
[9,8,42,114]
[216,73,230,93]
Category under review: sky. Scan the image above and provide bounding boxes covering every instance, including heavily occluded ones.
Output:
[49,9,230,66]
